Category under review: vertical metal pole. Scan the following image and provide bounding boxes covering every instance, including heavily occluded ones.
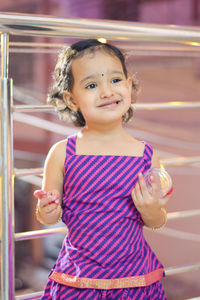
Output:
[0,33,15,300]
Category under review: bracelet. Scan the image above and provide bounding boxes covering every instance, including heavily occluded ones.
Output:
[35,205,62,226]
[152,208,167,230]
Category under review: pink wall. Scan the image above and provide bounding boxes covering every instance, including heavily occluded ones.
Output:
[140,0,194,25]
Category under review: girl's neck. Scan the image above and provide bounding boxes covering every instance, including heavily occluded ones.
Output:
[82,121,127,140]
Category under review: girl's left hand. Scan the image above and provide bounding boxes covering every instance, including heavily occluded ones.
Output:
[131,173,171,228]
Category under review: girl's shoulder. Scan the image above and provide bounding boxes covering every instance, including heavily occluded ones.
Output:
[46,138,68,164]
[49,138,68,153]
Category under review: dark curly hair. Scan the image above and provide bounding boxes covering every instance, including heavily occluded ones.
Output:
[48,39,138,127]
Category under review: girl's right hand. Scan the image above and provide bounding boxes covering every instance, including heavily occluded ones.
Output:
[34,189,62,225]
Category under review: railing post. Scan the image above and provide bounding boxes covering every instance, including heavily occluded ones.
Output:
[0,33,15,300]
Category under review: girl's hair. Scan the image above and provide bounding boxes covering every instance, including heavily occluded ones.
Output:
[48,39,138,127]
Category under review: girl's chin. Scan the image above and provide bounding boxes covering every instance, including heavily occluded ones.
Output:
[87,116,125,126]
[83,108,130,125]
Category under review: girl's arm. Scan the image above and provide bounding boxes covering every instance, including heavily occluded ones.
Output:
[34,140,66,225]
[132,150,172,229]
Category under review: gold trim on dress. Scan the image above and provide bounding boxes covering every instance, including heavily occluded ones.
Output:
[50,268,164,290]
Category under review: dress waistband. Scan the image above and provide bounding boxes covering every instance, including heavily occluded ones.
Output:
[50,268,164,290]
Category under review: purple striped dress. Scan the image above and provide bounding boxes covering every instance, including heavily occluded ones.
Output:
[41,135,166,300]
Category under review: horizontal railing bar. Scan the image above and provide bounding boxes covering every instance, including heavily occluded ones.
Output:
[15,227,67,241]
[9,47,200,57]
[10,48,61,54]
[4,41,200,57]
[13,112,76,137]
[131,52,200,58]
[153,226,200,242]
[13,102,200,113]
[165,262,200,276]
[167,209,200,220]
[1,13,200,43]
[13,105,55,112]
[10,42,67,48]
[15,262,200,299]
[14,168,43,177]
[15,291,42,300]
[18,175,42,187]
[135,102,200,109]
[6,42,200,57]
[162,156,200,166]
[9,48,200,57]
[13,105,54,113]
[12,209,200,242]
[6,42,200,52]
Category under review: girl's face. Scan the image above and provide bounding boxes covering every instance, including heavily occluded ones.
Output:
[65,50,132,127]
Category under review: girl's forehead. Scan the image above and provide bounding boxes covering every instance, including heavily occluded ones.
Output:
[72,50,123,77]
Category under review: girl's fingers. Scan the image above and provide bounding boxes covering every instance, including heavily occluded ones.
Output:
[34,189,60,200]
[150,175,159,200]
[133,173,159,206]
[44,202,59,214]
[39,200,61,216]
[47,191,60,202]
[39,197,60,209]
[138,173,149,197]
[131,189,136,202]
[137,173,152,204]
[34,189,60,208]
[134,182,141,200]
[33,189,47,199]
[133,179,143,205]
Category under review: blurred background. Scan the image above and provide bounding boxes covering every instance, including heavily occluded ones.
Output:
[0,0,200,299]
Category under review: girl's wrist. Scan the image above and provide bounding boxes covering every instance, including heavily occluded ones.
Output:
[151,208,167,230]
[142,207,167,230]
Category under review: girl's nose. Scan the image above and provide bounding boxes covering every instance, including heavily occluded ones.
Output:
[99,83,114,99]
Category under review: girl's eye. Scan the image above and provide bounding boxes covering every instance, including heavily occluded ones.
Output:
[86,83,97,89]
[112,78,121,84]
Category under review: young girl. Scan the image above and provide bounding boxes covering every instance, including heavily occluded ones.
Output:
[34,39,172,300]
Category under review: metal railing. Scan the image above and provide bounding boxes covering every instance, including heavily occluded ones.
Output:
[1,12,200,43]
[0,12,200,300]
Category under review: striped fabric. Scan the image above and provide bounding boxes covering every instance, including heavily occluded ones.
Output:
[42,134,166,299]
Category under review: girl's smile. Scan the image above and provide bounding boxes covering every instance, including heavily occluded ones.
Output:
[96,99,122,109]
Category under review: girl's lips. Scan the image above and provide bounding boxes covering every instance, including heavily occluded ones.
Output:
[97,100,122,108]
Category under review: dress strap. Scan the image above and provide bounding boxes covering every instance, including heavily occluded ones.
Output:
[143,142,153,160]
[66,135,76,156]
[142,142,153,170]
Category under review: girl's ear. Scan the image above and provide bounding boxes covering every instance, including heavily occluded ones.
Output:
[127,76,133,94]
[127,75,138,104]
[63,91,78,112]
